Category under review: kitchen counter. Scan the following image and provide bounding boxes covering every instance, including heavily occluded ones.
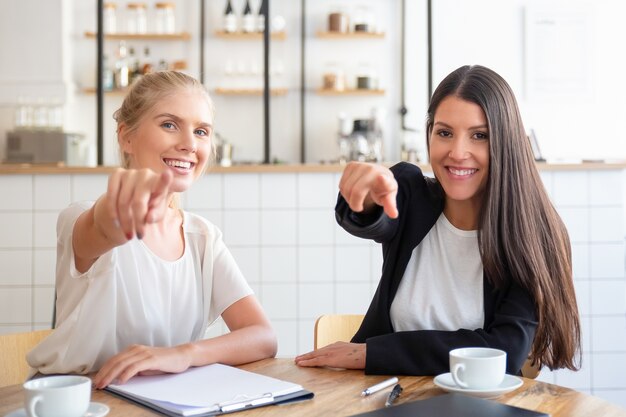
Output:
[1,161,625,175]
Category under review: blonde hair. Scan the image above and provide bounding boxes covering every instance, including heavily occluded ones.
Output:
[113,71,215,169]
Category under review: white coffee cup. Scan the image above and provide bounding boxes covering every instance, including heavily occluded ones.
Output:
[23,375,91,417]
[449,347,506,390]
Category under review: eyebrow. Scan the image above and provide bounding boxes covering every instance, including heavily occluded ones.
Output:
[155,113,213,128]
[434,121,488,130]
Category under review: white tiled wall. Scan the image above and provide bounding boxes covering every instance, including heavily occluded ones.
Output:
[0,168,625,406]
[534,169,626,407]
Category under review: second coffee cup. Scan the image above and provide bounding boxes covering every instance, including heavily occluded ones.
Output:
[23,375,91,417]
[449,347,506,390]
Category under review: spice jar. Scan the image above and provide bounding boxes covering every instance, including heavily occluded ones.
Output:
[328,6,349,33]
[353,6,373,33]
[155,3,176,34]
[322,62,345,91]
[126,3,147,34]
[356,63,376,90]
[103,3,117,34]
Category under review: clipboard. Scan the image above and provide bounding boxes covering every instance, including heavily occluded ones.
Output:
[104,363,314,416]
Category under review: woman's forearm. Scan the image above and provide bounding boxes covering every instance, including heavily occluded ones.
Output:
[185,324,277,367]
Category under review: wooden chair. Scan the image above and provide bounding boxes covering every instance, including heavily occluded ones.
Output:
[0,329,53,388]
[313,314,539,379]
[314,314,364,349]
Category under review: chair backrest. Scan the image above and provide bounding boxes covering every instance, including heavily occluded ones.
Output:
[313,314,539,379]
[0,329,53,387]
[314,314,365,349]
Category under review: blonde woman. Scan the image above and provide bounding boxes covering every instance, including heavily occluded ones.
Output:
[28,71,276,388]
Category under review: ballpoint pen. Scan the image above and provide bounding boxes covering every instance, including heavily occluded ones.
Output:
[361,377,399,396]
[385,383,403,407]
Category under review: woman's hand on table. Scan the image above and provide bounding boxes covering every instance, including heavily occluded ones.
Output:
[93,343,194,389]
[294,342,366,370]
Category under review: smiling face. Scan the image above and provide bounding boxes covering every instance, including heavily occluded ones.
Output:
[429,95,490,222]
[119,88,213,193]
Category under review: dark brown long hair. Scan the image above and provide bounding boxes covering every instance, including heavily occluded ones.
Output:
[426,65,581,371]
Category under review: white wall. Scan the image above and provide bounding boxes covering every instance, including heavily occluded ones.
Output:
[427,0,626,161]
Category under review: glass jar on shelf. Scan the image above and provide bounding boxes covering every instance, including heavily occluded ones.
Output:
[103,3,117,34]
[356,62,377,90]
[322,62,345,91]
[155,2,176,34]
[126,3,147,34]
[328,5,349,33]
[353,5,373,33]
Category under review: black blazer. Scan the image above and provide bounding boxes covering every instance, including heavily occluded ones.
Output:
[336,162,537,376]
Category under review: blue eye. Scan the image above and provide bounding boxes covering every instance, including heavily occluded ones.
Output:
[195,129,208,137]
[162,122,176,130]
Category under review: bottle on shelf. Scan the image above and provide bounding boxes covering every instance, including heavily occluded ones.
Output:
[367,107,385,162]
[157,59,169,71]
[103,2,117,34]
[142,46,153,75]
[223,0,237,33]
[257,0,266,32]
[128,47,141,84]
[102,54,115,91]
[14,97,33,130]
[47,98,64,131]
[336,112,352,164]
[32,98,49,130]
[155,2,176,34]
[114,41,130,89]
[242,0,256,33]
[126,3,147,34]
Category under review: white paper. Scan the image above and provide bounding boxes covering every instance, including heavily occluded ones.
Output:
[107,363,303,415]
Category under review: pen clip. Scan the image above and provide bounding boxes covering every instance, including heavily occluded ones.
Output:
[384,384,403,407]
[218,393,274,412]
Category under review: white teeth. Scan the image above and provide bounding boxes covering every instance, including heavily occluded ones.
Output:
[165,159,192,169]
[449,167,476,176]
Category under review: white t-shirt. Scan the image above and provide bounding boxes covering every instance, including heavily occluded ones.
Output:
[390,213,484,332]
[28,201,252,374]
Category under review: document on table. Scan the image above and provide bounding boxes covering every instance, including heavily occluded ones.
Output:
[105,363,313,416]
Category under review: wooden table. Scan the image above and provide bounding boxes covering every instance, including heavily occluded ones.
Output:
[1,358,625,417]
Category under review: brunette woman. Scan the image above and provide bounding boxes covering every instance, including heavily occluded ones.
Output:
[296,65,580,376]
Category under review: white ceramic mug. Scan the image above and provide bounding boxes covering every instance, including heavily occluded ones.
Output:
[449,347,506,390]
[23,375,91,417]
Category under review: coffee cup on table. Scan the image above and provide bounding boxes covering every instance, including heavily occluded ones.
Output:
[449,347,506,390]
[23,375,91,417]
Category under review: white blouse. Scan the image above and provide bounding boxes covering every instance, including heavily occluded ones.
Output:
[28,202,252,374]
[390,213,484,332]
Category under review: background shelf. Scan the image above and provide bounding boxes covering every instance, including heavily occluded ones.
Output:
[315,31,385,39]
[214,88,289,96]
[84,31,191,40]
[315,88,385,96]
[214,31,287,41]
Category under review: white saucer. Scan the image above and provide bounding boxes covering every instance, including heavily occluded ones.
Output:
[5,402,109,417]
[433,373,523,398]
